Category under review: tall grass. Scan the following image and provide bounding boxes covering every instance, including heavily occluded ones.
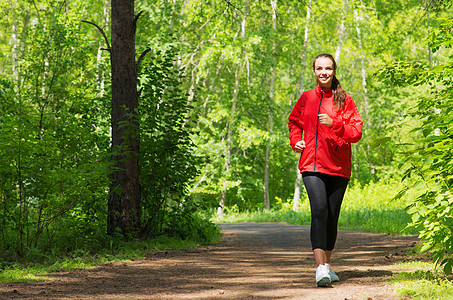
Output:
[216,179,419,235]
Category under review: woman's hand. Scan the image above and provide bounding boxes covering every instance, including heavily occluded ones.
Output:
[295,140,306,153]
[318,114,332,127]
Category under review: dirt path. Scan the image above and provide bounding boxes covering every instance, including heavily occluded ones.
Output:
[0,223,418,300]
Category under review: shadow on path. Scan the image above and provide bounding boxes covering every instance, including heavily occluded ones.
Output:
[0,223,418,300]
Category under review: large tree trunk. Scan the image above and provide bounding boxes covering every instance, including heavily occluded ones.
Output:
[292,0,312,212]
[107,0,141,237]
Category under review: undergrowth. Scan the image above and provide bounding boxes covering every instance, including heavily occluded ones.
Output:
[390,261,453,299]
[0,211,221,283]
[0,236,206,283]
[215,179,419,235]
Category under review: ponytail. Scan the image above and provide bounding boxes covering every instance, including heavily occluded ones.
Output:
[331,75,346,110]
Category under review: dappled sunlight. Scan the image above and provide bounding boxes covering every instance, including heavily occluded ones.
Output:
[0,223,419,299]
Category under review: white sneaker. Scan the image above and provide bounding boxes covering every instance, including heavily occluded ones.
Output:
[316,264,331,287]
[325,263,339,282]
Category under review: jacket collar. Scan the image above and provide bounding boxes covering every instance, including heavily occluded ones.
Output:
[315,85,333,95]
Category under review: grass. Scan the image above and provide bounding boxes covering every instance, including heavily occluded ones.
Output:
[0,236,208,284]
[390,261,453,299]
[216,179,419,235]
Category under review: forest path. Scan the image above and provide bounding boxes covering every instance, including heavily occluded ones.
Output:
[1,222,418,300]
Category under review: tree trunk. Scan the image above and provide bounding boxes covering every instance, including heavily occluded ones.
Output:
[293,0,312,104]
[335,0,349,64]
[217,0,249,218]
[217,67,239,218]
[107,0,141,237]
[354,10,370,127]
[264,0,277,211]
[12,8,18,80]
[96,0,110,97]
[12,7,30,90]
[354,9,373,176]
[217,188,226,218]
[292,164,302,211]
[263,78,273,211]
[292,0,312,212]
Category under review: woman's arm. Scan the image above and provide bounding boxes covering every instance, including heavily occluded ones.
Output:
[330,97,363,144]
[288,95,305,150]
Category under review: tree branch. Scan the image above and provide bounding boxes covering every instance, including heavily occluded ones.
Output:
[32,0,42,26]
[136,48,151,70]
[82,20,111,52]
[222,0,244,16]
[134,10,145,24]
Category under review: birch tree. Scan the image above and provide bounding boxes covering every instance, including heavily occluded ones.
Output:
[95,0,110,97]
[215,0,254,217]
[292,0,312,212]
[335,0,348,64]
[263,0,278,211]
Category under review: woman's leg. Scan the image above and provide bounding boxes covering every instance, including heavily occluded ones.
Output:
[325,175,349,252]
[303,173,348,263]
[313,248,327,266]
[303,173,348,286]
[302,173,329,266]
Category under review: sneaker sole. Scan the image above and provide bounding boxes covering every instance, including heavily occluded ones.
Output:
[329,274,339,282]
[316,277,331,287]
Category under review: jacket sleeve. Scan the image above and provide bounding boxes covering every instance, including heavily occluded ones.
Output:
[288,95,305,150]
[330,96,363,144]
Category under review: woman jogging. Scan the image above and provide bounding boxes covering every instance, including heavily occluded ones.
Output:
[288,53,363,287]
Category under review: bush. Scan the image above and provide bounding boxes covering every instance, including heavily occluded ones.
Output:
[163,203,221,244]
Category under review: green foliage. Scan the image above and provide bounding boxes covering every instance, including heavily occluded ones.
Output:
[163,203,221,244]
[217,179,417,235]
[1,1,221,263]
[340,180,417,234]
[390,261,453,300]
[0,0,452,278]
[386,16,453,275]
[138,43,200,236]
[0,235,206,283]
[0,10,111,260]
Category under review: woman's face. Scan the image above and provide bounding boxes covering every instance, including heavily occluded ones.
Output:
[314,57,335,88]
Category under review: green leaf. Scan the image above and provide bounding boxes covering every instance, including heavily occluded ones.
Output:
[443,261,452,276]
[371,136,391,148]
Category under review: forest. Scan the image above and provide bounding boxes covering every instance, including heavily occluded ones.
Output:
[1,0,453,279]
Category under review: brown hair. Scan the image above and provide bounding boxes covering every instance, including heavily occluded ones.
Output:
[312,53,346,110]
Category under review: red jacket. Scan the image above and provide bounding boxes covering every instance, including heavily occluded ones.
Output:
[288,86,363,179]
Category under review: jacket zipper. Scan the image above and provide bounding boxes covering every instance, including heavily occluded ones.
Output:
[314,88,323,171]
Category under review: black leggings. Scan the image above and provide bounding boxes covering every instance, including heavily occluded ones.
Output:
[302,172,349,251]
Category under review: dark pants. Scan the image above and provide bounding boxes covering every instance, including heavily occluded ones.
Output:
[302,172,349,251]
